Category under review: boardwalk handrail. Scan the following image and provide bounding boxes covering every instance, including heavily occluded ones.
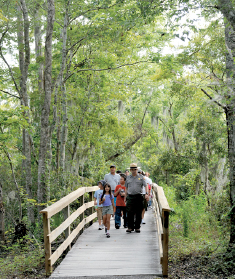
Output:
[40,186,99,276]
[152,183,171,278]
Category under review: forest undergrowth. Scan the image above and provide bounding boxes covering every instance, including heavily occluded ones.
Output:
[164,186,235,279]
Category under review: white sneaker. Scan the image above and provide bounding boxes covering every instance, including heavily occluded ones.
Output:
[142,219,146,224]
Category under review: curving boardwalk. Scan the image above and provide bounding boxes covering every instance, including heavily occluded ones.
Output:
[50,208,162,279]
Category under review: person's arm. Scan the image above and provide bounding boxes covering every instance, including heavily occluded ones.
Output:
[143,179,148,200]
[114,186,121,197]
[94,197,97,205]
[145,184,149,195]
[111,196,115,210]
[99,194,105,204]
[124,186,127,203]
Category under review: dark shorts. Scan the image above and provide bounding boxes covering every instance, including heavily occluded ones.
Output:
[143,195,148,209]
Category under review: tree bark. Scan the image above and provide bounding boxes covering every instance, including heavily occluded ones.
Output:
[17,1,35,225]
[200,142,211,206]
[224,24,235,246]
[59,3,69,173]
[0,181,4,242]
[34,4,44,94]
[37,0,55,211]
[218,0,235,32]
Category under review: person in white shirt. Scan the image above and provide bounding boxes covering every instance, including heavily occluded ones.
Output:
[104,165,120,192]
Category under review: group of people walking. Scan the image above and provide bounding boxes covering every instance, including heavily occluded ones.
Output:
[94,163,153,238]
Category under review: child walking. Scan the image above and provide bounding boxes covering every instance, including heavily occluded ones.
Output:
[99,183,114,238]
[94,180,105,230]
[114,173,127,228]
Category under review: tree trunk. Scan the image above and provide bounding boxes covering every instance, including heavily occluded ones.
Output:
[17,1,35,225]
[0,181,4,242]
[224,24,235,246]
[37,0,55,211]
[34,5,44,94]
[200,142,211,206]
[59,3,69,173]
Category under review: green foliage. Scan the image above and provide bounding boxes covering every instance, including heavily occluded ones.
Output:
[164,185,229,264]
[0,238,44,279]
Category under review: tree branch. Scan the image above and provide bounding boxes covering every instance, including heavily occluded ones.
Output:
[65,60,152,82]
[0,89,20,99]
[69,3,118,25]
[141,96,152,128]
[201,88,226,110]
[106,131,146,162]
[0,28,20,95]
[106,98,151,162]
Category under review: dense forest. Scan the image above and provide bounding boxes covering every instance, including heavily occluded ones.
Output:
[0,0,235,278]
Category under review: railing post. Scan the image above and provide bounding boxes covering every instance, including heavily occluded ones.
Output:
[79,194,84,234]
[89,191,94,226]
[162,210,169,278]
[42,213,52,276]
[63,205,71,250]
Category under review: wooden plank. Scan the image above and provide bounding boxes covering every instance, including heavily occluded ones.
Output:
[152,193,163,260]
[48,201,94,243]
[153,184,171,213]
[49,210,162,278]
[86,186,98,192]
[63,205,71,250]
[40,187,86,218]
[162,211,169,277]
[79,194,84,234]
[42,214,52,276]
[40,186,99,218]
[153,191,163,235]
[49,212,97,266]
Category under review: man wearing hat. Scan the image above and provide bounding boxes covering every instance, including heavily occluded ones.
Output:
[104,165,120,192]
[124,163,148,233]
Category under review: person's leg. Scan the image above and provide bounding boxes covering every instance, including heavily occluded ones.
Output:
[103,214,107,233]
[142,208,145,219]
[126,196,134,231]
[106,214,111,230]
[115,206,121,228]
[135,195,143,230]
[97,207,103,229]
[142,197,147,224]
[122,206,127,228]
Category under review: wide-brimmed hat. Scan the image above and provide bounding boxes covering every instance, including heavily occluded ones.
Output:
[130,163,138,169]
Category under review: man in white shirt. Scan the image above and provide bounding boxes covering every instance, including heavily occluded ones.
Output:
[104,165,120,192]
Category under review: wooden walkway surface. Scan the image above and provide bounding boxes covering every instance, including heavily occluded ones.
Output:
[50,208,162,278]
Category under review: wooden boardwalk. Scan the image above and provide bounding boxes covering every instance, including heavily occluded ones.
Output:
[50,208,162,278]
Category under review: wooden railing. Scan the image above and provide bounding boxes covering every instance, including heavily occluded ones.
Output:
[40,186,99,276]
[152,183,171,278]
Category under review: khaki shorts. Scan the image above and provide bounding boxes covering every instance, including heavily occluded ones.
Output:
[97,207,102,220]
[102,205,113,216]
